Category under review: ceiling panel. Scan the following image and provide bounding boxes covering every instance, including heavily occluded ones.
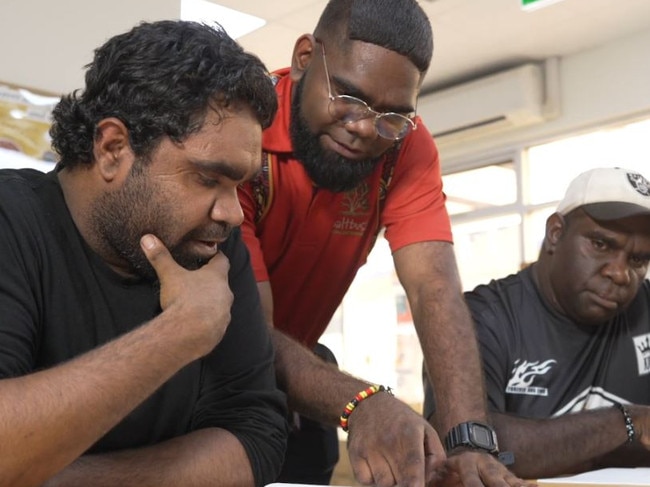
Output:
[1,0,650,96]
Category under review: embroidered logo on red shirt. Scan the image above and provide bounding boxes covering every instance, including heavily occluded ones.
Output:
[333,182,372,236]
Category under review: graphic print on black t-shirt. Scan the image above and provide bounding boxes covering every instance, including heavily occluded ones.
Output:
[469,266,650,419]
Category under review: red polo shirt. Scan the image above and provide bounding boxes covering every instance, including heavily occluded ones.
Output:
[238,68,452,348]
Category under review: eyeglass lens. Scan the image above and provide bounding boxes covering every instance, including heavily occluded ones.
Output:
[329,96,412,140]
[316,36,416,140]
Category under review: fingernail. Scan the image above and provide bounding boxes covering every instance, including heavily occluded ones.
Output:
[141,235,155,249]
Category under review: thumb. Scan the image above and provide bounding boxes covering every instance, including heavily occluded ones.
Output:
[140,234,177,280]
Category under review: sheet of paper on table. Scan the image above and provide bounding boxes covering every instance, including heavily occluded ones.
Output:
[538,467,650,486]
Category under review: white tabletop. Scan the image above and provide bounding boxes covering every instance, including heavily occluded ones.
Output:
[538,467,650,486]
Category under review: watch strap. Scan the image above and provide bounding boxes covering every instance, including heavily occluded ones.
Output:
[444,422,471,451]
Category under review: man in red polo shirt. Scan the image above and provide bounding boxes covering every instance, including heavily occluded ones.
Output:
[239,1,526,485]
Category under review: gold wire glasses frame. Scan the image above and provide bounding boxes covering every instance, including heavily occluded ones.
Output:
[315,39,417,141]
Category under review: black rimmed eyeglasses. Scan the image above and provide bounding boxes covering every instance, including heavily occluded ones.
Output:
[315,38,417,141]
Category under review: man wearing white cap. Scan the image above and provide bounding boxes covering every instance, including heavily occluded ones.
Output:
[426,167,650,478]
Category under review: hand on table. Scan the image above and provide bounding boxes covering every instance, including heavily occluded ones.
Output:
[439,450,536,487]
[345,392,445,486]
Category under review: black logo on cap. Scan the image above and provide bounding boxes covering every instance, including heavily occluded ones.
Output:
[627,172,650,197]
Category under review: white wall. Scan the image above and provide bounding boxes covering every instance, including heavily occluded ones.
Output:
[430,28,650,170]
[2,3,649,166]
[0,0,180,95]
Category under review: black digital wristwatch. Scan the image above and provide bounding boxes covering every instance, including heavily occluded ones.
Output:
[444,421,514,465]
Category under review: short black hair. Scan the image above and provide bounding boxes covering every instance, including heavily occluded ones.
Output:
[50,20,277,168]
[314,0,433,74]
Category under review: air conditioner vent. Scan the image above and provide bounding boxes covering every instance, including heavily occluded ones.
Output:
[432,115,508,139]
[418,61,559,146]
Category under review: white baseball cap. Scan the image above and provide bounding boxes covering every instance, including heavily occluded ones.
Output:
[556,167,650,220]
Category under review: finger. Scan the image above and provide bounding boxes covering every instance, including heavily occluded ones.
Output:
[140,234,177,279]
[363,426,424,487]
[348,440,397,486]
[200,248,230,275]
[479,456,523,487]
[349,452,374,486]
[424,431,446,484]
[505,470,537,487]
[445,454,483,487]
[388,456,423,487]
[373,458,398,487]
[465,453,515,487]
[436,469,461,487]
[361,452,398,487]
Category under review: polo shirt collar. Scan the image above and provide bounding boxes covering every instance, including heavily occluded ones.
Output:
[263,68,294,154]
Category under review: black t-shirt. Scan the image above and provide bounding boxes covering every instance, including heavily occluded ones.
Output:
[0,169,287,486]
[471,265,650,418]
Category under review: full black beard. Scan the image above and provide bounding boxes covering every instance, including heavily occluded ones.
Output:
[89,164,221,281]
[289,77,382,193]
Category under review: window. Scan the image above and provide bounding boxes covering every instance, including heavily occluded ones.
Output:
[443,160,523,290]
[323,116,650,409]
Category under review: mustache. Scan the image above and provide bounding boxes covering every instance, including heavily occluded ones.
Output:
[184,223,232,243]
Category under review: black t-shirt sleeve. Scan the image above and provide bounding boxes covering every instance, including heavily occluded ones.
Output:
[0,173,45,376]
[190,228,288,487]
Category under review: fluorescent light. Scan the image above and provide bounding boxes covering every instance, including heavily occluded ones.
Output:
[521,0,566,12]
[180,0,266,39]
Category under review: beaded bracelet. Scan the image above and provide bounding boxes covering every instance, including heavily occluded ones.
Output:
[614,402,636,443]
[340,385,393,432]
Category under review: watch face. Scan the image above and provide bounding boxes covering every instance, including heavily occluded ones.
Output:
[469,424,496,449]
[444,421,499,454]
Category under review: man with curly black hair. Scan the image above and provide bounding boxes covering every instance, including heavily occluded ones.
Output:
[0,20,287,487]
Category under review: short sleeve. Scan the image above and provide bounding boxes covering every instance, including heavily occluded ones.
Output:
[382,120,453,252]
[465,288,510,413]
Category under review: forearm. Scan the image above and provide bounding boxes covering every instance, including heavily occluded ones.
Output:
[491,409,633,478]
[272,328,446,487]
[0,311,201,487]
[416,288,487,432]
[272,329,372,425]
[395,242,487,433]
[257,279,372,425]
[43,428,255,487]
[595,442,650,469]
